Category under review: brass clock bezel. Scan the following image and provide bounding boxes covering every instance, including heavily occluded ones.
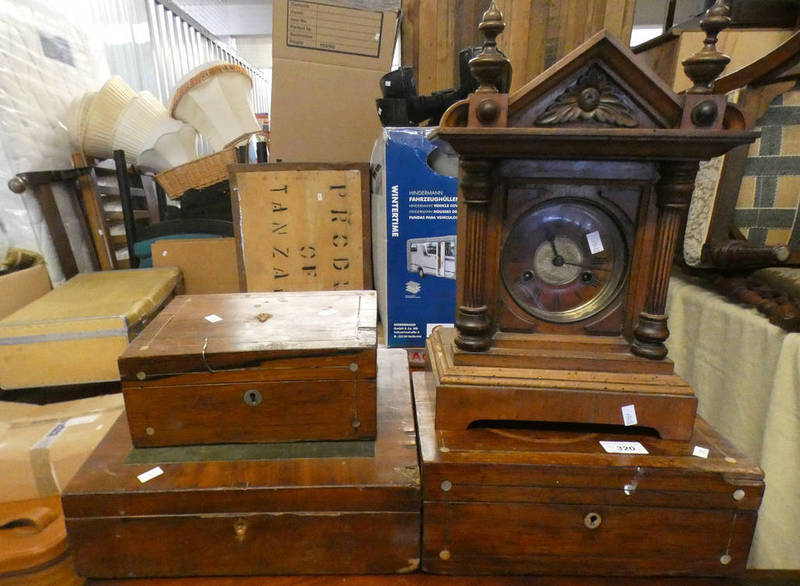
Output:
[499,195,632,324]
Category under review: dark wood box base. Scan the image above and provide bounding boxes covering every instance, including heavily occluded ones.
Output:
[428,327,697,441]
[414,371,763,577]
[62,350,419,578]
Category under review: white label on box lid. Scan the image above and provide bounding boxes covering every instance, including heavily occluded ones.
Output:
[599,441,649,455]
[137,466,164,484]
[426,322,453,336]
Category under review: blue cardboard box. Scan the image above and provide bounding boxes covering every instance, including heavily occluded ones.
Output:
[371,128,458,347]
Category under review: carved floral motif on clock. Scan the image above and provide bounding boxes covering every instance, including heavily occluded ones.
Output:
[535,65,639,128]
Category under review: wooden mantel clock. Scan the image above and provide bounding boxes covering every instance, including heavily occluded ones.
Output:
[427,0,757,440]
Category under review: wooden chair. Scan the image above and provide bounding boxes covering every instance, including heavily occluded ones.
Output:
[9,153,163,272]
[7,166,94,279]
[71,151,163,270]
[66,150,232,270]
[636,21,800,271]
[699,31,800,269]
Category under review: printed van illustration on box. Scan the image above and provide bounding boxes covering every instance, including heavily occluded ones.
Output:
[407,235,456,280]
[371,128,458,347]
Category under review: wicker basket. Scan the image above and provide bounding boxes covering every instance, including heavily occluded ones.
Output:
[155,146,237,199]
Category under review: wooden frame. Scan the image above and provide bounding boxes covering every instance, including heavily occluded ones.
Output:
[229,163,372,292]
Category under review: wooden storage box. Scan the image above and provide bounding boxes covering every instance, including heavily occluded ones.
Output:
[118,290,377,447]
[62,349,420,578]
[413,372,764,577]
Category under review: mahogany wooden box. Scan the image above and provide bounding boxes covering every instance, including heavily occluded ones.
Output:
[413,372,764,577]
[62,349,419,578]
[118,290,377,447]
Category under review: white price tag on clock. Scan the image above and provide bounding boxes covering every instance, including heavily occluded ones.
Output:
[621,404,638,426]
[586,230,604,254]
[599,441,649,455]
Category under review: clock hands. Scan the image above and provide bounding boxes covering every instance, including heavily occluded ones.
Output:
[561,261,610,272]
[546,231,559,256]
[544,231,608,271]
[522,232,609,286]
[545,231,565,267]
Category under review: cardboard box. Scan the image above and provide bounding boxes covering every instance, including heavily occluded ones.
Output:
[371,128,458,347]
[0,268,181,389]
[270,0,399,162]
[0,394,124,502]
[152,238,239,294]
[0,264,51,320]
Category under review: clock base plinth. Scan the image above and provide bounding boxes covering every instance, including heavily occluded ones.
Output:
[427,327,697,440]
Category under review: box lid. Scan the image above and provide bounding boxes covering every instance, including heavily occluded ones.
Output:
[118,290,377,379]
[0,268,180,340]
[62,349,418,517]
[414,372,763,510]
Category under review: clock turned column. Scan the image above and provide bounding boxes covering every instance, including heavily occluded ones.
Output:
[455,157,494,351]
[452,1,507,352]
[632,160,699,359]
[633,0,732,359]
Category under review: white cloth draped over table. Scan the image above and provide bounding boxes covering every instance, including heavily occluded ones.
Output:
[666,270,800,569]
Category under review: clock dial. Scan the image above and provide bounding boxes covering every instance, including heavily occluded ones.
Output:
[501,199,627,323]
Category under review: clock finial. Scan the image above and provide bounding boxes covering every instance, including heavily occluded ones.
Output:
[681,0,731,94]
[469,1,509,94]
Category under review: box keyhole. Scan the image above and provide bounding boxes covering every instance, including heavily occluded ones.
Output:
[584,512,602,529]
[243,389,262,406]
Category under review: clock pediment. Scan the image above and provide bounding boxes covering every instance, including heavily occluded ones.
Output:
[507,31,683,130]
[533,64,642,129]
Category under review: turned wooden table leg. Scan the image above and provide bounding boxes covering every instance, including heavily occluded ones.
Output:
[455,158,493,351]
[632,160,699,359]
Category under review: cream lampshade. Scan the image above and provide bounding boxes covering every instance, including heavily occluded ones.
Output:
[65,91,96,152]
[169,62,260,150]
[137,118,199,173]
[82,76,136,159]
[111,91,170,159]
